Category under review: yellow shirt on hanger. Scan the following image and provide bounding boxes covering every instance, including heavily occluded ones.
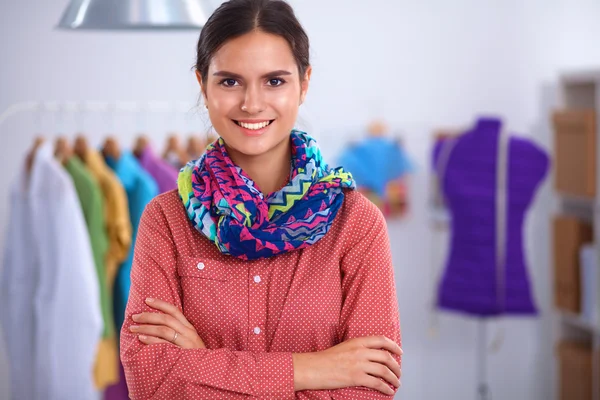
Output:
[81,149,132,289]
[78,148,132,390]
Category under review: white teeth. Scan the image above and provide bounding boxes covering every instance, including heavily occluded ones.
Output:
[238,121,270,130]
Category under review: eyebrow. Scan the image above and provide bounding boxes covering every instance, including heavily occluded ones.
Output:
[212,70,293,79]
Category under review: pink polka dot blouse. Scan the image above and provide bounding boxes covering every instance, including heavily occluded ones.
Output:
[120,189,402,399]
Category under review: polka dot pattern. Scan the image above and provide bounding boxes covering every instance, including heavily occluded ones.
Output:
[120,189,402,399]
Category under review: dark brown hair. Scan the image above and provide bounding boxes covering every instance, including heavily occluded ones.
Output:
[195,0,310,87]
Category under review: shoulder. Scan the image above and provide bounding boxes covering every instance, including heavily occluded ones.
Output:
[139,189,219,256]
[339,189,386,226]
[143,189,181,218]
[141,189,193,239]
[332,189,387,243]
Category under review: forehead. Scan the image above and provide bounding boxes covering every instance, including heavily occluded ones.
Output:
[209,31,298,75]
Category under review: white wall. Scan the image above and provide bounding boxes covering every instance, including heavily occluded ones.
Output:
[1,0,599,399]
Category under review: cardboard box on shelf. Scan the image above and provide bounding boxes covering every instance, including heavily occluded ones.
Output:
[553,215,593,313]
[558,340,599,400]
[552,109,596,198]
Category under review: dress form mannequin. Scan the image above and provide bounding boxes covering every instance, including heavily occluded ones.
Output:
[433,117,549,316]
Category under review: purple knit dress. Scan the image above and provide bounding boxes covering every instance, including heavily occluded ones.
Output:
[433,117,549,317]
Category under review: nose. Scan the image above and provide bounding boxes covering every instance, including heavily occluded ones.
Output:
[241,84,266,114]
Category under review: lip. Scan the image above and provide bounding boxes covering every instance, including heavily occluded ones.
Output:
[232,119,275,137]
[235,119,272,123]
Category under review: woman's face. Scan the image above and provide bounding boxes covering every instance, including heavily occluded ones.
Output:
[198,30,311,159]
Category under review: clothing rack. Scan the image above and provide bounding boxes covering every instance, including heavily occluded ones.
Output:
[0,100,198,131]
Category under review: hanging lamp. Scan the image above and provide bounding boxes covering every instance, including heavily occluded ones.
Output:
[57,0,214,31]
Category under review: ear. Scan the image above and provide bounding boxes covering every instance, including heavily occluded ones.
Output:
[195,70,208,103]
[300,65,312,104]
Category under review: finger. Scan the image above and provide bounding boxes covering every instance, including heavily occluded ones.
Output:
[364,362,400,389]
[130,324,177,342]
[132,312,188,337]
[144,298,194,329]
[358,374,395,396]
[365,336,403,357]
[367,349,401,378]
[138,334,172,346]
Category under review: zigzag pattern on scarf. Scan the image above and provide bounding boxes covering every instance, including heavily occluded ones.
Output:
[177,130,356,260]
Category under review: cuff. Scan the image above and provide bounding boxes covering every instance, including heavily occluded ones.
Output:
[258,352,295,399]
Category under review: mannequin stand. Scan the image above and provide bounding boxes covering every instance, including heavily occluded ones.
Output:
[477,319,491,400]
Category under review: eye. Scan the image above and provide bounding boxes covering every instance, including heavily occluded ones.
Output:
[219,78,238,87]
[267,78,286,87]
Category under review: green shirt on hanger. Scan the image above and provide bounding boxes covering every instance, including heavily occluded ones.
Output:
[65,156,112,338]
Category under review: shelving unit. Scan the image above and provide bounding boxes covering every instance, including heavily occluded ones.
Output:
[553,70,600,400]
[560,310,600,336]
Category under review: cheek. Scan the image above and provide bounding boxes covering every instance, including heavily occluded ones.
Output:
[208,93,238,118]
[268,89,300,117]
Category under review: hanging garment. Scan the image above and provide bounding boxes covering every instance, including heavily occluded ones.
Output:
[338,136,413,198]
[103,151,158,400]
[433,117,549,316]
[0,328,9,400]
[1,160,36,400]
[65,156,119,389]
[164,151,185,170]
[136,145,178,193]
[178,130,356,260]
[79,149,132,291]
[104,151,159,331]
[1,142,103,400]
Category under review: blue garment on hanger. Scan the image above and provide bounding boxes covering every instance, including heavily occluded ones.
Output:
[338,136,413,197]
[104,151,159,335]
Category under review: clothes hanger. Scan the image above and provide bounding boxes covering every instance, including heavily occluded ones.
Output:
[163,133,188,166]
[74,135,89,160]
[102,136,121,160]
[54,136,73,165]
[187,135,205,159]
[133,135,149,158]
[26,136,45,174]
[163,133,180,159]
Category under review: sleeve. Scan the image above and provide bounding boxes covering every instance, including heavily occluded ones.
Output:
[120,198,295,400]
[297,201,402,400]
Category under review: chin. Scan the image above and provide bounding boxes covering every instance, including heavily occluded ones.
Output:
[226,138,280,157]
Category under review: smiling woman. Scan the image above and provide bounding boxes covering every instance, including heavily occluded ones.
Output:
[198,21,310,193]
[119,0,402,399]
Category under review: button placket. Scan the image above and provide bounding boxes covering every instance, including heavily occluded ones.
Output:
[248,268,267,350]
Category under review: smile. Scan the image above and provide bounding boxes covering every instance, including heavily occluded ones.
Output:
[233,120,275,130]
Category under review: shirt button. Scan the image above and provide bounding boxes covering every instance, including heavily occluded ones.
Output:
[253,275,261,283]
[253,327,261,335]
[197,262,205,270]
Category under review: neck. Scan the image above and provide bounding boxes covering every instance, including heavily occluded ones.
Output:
[227,138,291,195]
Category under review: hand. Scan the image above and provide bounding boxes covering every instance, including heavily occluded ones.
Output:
[129,297,206,349]
[293,336,402,395]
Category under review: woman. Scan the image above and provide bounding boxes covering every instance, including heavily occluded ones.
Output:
[121,0,402,398]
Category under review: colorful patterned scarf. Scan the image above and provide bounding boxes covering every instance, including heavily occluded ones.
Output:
[177,130,356,260]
